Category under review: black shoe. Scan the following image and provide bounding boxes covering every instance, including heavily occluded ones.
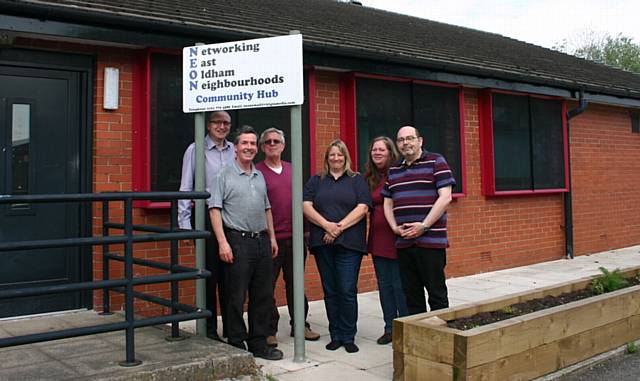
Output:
[376,332,392,345]
[207,332,223,342]
[227,340,247,351]
[252,347,283,361]
[343,342,359,353]
[325,340,342,351]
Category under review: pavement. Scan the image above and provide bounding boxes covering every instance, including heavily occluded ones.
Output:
[1,245,639,380]
[250,245,640,381]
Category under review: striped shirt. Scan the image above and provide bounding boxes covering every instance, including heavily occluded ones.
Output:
[381,151,456,249]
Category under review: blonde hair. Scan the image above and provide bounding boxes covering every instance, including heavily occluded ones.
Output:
[321,139,356,178]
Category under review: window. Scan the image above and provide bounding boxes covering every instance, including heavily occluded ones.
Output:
[353,76,464,193]
[133,51,312,207]
[480,90,568,195]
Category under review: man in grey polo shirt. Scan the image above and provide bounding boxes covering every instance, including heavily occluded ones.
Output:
[208,125,283,361]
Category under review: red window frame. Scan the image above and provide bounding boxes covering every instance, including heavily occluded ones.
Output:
[479,89,569,196]
[340,72,467,198]
[132,48,181,209]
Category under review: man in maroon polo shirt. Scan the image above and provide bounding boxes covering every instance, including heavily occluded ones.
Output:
[256,127,320,347]
[382,126,456,314]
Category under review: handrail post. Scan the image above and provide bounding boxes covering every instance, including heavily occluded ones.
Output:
[166,200,185,341]
[119,197,142,367]
[100,200,113,315]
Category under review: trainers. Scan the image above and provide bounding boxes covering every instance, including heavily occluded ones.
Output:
[343,342,359,353]
[290,326,321,341]
[266,335,278,347]
[252,346,283,361]
[376,332,392,345]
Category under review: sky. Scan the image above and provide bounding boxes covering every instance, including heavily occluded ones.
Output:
[358,0,640,50]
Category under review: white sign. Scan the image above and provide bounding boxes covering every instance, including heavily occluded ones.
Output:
[183,34,303,113]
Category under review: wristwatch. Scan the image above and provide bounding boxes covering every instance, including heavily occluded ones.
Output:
[421,222,428,232]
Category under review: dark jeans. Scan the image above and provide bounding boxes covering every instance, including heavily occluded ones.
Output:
[397,246,448,314]
[372,256,408,333]
[199,213,227,338]
[269,238,310,335]
[224,229,274,352]
[313,245,363,343]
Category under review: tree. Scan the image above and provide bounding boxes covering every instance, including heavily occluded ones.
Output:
[554,31,640,74]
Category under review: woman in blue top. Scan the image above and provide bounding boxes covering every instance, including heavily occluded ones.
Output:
[303,139,371,353]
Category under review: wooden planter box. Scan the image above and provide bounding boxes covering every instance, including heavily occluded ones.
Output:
[393,267,640,381]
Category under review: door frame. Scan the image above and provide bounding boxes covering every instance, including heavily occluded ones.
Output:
[0,47,94,310]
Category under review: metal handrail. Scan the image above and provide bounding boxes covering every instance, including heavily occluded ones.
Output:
[0,191,211,366]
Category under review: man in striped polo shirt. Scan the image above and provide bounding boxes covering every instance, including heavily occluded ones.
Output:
[381,126,456,314]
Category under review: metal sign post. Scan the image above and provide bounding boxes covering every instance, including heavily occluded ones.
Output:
[290,29,305,362]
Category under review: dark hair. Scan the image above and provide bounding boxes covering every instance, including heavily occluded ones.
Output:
[234,125,257,144]
[364,136,399,190]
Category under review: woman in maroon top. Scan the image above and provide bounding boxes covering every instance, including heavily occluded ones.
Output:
[365,136,408,345]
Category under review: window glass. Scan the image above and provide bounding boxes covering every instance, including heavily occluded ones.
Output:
[150,53,194,192]
[11,104,30,195]
[490,93,565,192]
[413,85,462,189]
[530,98,564,189]
[149,53,311,191]
[356,78,463,191]
[356,79,412,169]
[492,94,532,191]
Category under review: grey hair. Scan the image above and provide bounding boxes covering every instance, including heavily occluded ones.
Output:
[258,127,286,145]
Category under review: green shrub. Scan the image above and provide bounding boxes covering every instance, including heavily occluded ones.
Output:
[627,342,637,354]
[501,306,514,314]
[591,267,629,295]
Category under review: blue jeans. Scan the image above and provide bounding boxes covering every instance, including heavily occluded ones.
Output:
[313,245,363,343]
[373,256,408,333]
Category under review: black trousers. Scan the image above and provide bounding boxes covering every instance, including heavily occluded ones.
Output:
[224,229,274,352]
[269,238,310,335]
[397,246,449,314]
[199,213,227,338]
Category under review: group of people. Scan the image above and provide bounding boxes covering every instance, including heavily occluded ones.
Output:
[178,110,456,361]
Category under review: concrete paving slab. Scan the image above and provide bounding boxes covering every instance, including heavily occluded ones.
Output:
[254,341,320,376]
[333,337,392,370]
[0,345,51,369]
[367,361,394,380]
[38,336,119,359]
[277,360,388,381]
[0,360,78,381]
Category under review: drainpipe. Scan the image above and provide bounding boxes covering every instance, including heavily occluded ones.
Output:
[564,90,588,259]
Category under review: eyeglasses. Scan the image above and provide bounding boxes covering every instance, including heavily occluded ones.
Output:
[396,136,418,144]
[263,139,282,145]
[209,120,231,126]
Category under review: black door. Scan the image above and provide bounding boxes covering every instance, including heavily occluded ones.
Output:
[0,64,86,317]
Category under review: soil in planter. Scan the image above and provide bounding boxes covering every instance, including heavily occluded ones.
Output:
[447,277,640,331]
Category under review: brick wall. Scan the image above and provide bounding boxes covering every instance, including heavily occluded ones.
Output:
[11,39,640,319]
[569,103,640,255]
